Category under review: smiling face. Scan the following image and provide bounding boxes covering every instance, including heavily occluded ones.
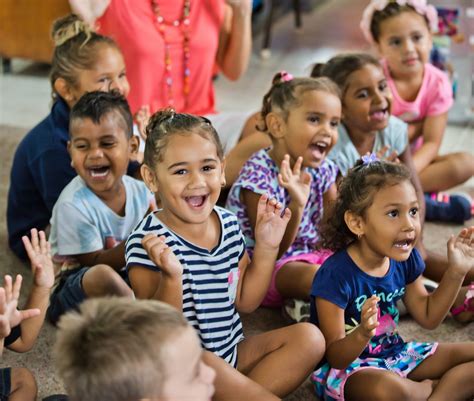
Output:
[65,45,130,108]
[357,180,421,261]
[68,111,136,198]
[143,132,225,231]
[342,63,392,135]
[275,89,341,169]
[376,11,432,79]
[160,326,215,401]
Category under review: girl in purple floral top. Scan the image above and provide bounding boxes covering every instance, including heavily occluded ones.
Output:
[226,72,341,308]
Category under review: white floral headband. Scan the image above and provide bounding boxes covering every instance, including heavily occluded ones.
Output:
[360,0,438,44]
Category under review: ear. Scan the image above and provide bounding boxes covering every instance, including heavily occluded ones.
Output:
[344,210,365,237]
[266,112,285,139]
[54,78,75,108]
[220,157,227,187]
[128,135,140,157]
[141,164,159,193]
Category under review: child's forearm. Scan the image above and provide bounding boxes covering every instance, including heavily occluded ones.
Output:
[413,142,439,173]
[152,275,183,312]
[76,241,126,271]
[420,268,465,329]
[277,202,304,259]
[238,246,279,313]
[326,327,370,370]
[13,285,50,353]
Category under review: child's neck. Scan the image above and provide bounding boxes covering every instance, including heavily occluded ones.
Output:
[344,123,377,156]
[94,182,127,217]
[158,209,221,251]
[347,241,390,277]
[268,141,288,167]
[389,66,424,103]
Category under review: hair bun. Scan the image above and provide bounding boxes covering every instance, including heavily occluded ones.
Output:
[52,14,93,47]
[272,71,294,85]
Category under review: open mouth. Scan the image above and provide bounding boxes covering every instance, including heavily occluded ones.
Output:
[88,166,110,178]
[403,58,418,65]
[393,238,415,250]
[369,108,389,122]
[184,195,208,208]
[309,141,329,159]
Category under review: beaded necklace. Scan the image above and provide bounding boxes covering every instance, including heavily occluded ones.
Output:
[151,0,191,108]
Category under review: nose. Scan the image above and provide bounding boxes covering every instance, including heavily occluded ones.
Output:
[403,39,415,53]
[373,90,385,106]
[402,213,416,231]
[188,170,206,188]
[87,146,104,160]
[108,78,125,95]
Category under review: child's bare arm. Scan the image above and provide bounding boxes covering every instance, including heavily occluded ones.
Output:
[8,230,55,353]
[236,195,291,313]
[73,241,127,271]
[129,234,183,310]
[398,147,425,223]
[412,113,448,173]
[317,296,379,370]
[404,226,474,329]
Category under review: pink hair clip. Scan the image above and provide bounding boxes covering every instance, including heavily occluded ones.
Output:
[360,0,438,44]
[280,71,294,82]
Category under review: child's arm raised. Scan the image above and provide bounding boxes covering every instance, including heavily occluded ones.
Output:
[404,226,474,329]
[7,230,55,353]
[235,195,291,313]
[317,295,379,370]
[242,155,309,259]
[412,113,448,173]
[129,235,183,311]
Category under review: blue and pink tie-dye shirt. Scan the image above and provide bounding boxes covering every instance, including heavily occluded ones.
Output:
[226,149,338,259]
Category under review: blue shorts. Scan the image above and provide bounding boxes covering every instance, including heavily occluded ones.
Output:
[47,267,88,325]
[0,368,11,401]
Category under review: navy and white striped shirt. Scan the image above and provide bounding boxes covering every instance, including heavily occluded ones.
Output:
[125,206,245,366]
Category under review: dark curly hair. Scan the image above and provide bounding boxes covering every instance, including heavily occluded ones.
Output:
[257,71,341,132]
[318,159,412,251]
[143,108,224,167]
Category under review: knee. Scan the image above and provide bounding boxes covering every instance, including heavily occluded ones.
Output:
[92,265,133,297]
[451,152,474,178]
[10,367,37,395]
[291,323,326,361]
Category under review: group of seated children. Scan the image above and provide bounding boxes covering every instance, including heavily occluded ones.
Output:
[2,1,474,401]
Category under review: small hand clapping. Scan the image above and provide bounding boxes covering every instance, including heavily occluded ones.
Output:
[254,194,291,250]
[22,229,55,289]
[142,234,183,278]
[447,226,474,277]
[359,295,380,339]
[278,155,311,208]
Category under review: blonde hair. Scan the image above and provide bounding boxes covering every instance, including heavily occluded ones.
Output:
[50,14,119,100]
[55,297,189,401]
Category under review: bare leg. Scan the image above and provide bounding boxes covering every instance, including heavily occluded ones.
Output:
[237,323,325,397]
[408,343,474,401]
[275,262,320,300]
[450,287,474,323]
[224,131,271,187]
[345,368,434,401]
[9,368,37,401]
[418,152,474,192]
[82,264,133,298]
[202,350,280,401]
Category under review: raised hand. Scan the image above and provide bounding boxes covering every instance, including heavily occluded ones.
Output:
[359,295,379,340]
[226,0,252,15]
[254,194,291,250]
[135,104,151,142]
[278,155,311,208]
[447,226,474,276]
[374,146,399,163]
[22,229,55,289]
[142,234,183,278]
[0,275,40,338]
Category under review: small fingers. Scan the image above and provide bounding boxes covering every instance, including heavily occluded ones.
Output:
[11,275,23,302]
[293,156,303,176]
[30,228,40,251]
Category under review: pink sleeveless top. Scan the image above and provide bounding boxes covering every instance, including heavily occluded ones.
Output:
[98,0,225,115]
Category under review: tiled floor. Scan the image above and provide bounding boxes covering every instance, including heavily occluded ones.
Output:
[0,0,472,400]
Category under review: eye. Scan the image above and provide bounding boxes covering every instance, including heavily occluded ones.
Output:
[173,169,187,175]
[98,77,109,83]
[412,34,423,42]
[389,38,401,46]
[308,115,320,123]
[101,141,115,148]
[202,165,216,172]
[387,209,399,218]
[119,71,127,79]
[379,81,388,92]
[409,207,418,217]
[74,142,87,150]
[356,90,368,99]
[330,120,340,128]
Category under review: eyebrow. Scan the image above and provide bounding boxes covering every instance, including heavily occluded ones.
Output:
[383,201,419,208]
[168,158,218,170]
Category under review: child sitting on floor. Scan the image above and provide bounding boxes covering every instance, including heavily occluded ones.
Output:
[125,109,325,401]
[47,91,153,325]
[311,158,474,401]
[55,297,215,401]
[226,72,341,322]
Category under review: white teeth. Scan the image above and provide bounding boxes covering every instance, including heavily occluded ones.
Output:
[315,142,327,148]
[90,169,108,178]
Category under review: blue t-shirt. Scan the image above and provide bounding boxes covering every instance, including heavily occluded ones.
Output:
[311,248,424,359]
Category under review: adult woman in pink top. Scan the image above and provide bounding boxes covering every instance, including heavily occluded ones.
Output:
[69,0,252,156]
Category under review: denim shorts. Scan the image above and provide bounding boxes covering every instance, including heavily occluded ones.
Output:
[47,267,88,325]
[0,368,11,401]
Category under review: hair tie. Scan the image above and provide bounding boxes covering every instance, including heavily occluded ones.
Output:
[54,20,93,47]
[360,0,438,44]
[280,71,294,82]
[361,153,379,165]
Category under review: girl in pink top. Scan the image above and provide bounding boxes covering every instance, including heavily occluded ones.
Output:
[360,0,474,194]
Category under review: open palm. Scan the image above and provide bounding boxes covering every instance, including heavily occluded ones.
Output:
[254,194,291,249]
[448,226,474,275]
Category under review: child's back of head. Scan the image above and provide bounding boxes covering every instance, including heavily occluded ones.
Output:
[55,297,215,401]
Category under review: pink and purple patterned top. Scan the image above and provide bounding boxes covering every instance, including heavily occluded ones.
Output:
[225,149,338,259]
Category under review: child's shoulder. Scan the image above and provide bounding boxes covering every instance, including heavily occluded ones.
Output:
[424,63,450,84]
